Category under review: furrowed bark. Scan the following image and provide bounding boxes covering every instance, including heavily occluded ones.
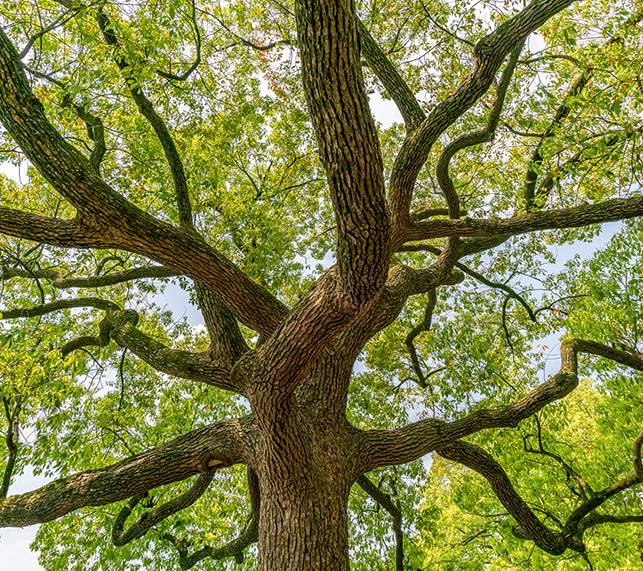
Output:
[295,0,391,303]
[0,417,254,527]
[0,206,101,248]
[403,195,643,242]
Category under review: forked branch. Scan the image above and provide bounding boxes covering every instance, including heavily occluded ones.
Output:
[358,337,643,472]
[439,428,643,556]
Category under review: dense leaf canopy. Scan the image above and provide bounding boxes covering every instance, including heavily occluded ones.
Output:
[0,0,643,569]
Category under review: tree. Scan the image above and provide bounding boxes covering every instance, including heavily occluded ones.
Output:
[0,0,642,568]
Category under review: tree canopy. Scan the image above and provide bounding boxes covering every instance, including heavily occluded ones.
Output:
[0,0,643,569]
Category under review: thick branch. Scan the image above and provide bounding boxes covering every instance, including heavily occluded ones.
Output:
[404,194,643,242]
[295,0,391,303]
[0,25,289,337]
[0,206,101,248]
[358,337,643,471]
[438,440,579,555]
[0,417,254,527]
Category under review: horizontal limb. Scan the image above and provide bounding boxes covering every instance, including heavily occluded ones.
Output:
[0,416,255,528]
[357,338,643,472]
[0,264,179,288]
[404,195,643,242]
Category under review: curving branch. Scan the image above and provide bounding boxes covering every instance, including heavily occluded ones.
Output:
[436,40,523,219]
[438,428,643,557]
[61,94,107,174]
[0,416,254,528]
[523,70,593,211]
[388,0,577,232]
[112,471,218,546]
[210,12,294,53]
[17,8,80,60]
[107,310,240,392]
[524,416,593,501]
[0,25,289,337]
[0,264,179,288]
[523,6,643,211]
[405,289,438,388]
[357,338,591,472]
[1,397,21,499]
[96,8,193,229]
[1,297,240,391]
[403,194,643,242]
[356,474,404,571]
[193,282,250,367]
[155,0,202,82]
[163,467,260,569]
[0,296,120,319]
[437,440,584,555]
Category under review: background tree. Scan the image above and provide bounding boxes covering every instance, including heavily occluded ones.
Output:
[0,0,642,569]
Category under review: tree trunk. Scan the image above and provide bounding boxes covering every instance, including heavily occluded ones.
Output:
[258,474,351,570]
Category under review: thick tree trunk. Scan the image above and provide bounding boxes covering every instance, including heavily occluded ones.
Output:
[258,479,351,570]
[251,401,355,570]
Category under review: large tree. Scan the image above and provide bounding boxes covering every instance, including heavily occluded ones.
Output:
[1,0,643,569]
